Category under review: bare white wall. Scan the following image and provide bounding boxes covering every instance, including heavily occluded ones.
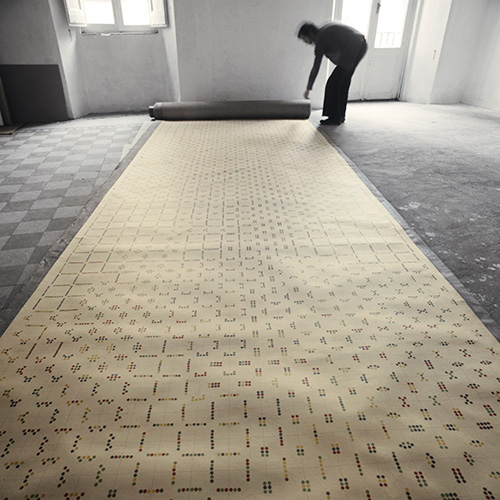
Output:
[0,0,73,119]
[431,0,488,104]
[0,0,62,65]
[173,0,333,107]
[462,0,500,111]
[74,33,171,115]
[49,0,86,118]
[401,0,500,110]
[161,0,181,103]
[401,0,453,103]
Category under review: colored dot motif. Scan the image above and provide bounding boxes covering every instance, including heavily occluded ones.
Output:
[414,471,428,487]
[377,474,388,487]
[399,441,414,450]
[263,481,272,494]
[392,452,403,473]
[339,477,350,490]
[171,461,177,484]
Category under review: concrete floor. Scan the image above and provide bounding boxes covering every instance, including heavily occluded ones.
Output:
[312,101,500,333]
[0,102,499,338]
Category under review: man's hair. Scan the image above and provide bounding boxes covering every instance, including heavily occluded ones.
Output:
[297,22,319,39]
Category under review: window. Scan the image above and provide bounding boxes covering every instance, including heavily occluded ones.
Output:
[374,0,409,48]
[339,0,372,37]
[64,0,167,32]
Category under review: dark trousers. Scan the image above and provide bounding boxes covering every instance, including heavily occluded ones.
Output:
[323,41,368,121]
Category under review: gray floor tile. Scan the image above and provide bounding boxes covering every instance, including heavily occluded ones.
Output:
[55,166,80,175]
[0,165,18,174]
[26,175,53,184]
[38,230,64,246]
[45,180,72,190]
[22,208,58,221]
[0,223,19,237]
[77,171,99,180]
[82,159,103,166]
[0,236,8,250]
[17,143,38,150]
[38,189,68,199]
[4,201,35,212]
[0,286,15,309]
[0,266,23,287]
[2,233,43,250]
[0,193,14,203]
[18,263,43,285]
[13,219,51,235]
[0,211,27,224]
[47,217,75,231]
[31,198,63,210]
[10,191,42,202]
[86,149,109,157]
[21,157,45,165]
[0,184,22,194]
[28,246,52,265]
[19,183,48,192]
[0,248,35,267]
[66,187,93,197]
[31,149,56,156]
[7,170,33,179]
[53,206,83,219]
[48,151,69,158]
[67,154,86,161]
[0,178,27,187]
[5,152,30,160]
[60,196,89,207]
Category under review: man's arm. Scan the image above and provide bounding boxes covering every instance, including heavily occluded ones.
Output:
[304,51,323,98]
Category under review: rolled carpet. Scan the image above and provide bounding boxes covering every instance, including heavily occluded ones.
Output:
[149,99,311,120]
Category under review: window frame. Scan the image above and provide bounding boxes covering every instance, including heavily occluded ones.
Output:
[64,0,168,34]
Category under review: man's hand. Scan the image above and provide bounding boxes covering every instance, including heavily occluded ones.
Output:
[304,90,310,99]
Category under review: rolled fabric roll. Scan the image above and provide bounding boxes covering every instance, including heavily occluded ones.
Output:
[149,100,311,121]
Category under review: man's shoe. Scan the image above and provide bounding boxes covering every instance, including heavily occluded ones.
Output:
[320,118,342,126]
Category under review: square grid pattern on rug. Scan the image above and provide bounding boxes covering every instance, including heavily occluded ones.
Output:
[0,120,499,499]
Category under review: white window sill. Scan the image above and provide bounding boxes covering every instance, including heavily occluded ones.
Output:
[81,29,161,36]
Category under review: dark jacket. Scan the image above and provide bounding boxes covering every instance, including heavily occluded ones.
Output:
[307,22,366,90]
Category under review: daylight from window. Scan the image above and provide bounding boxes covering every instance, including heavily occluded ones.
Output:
[82,0,151,26]
[375,0,409,48]
[340,0,372,36]
[84,0,114,24]
[121,0,150,25]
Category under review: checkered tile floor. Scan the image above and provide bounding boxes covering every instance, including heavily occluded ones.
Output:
[0,114,153,335]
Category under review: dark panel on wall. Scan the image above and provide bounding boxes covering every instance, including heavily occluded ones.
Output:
[0,64,69,123]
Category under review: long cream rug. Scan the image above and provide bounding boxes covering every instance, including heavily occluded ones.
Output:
[1,120,499,499]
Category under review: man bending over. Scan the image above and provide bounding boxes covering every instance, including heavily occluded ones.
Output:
[298,21,368,126]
